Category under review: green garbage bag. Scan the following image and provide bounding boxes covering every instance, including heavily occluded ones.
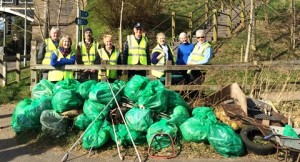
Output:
[109,124,145,146]
[146,118,178,150]
[32,79,54,99]
[52,79,80,94]
[82,120,111,149]
[76,80,97,100]
[137,80,167,113]
[208,122,244,157]
[74,113,92,130]
[89,81,121,107]
[179,117,210,142]
[11,96,52,134]
[125,107,153,132]
[83,99,110,121]
[283,125,299,138]
[124,75,150,102]
[192,107,217,123]
[52,89,83,113]
[168,105,190,127]
[166,90,191,111]
[40,110,72,138]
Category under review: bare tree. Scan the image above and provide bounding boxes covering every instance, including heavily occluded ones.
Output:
[290,0,296,50]
[57,0,63,28]
[244,0,254,62]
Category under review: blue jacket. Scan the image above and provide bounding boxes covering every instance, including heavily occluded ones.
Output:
[176,43,194,65]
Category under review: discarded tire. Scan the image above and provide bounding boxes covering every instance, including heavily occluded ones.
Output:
[240,125,276,155]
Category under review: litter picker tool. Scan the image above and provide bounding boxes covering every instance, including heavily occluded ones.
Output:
[61,84,125,162]
[105,78,142,162]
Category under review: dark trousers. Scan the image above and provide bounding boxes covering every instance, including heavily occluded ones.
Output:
[79,71,98,82]
[190,70,206,85]
[128,70,147,79]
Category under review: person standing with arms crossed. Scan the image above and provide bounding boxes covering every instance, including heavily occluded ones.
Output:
[38,27,60,79]
[187,29,213,84]
[48,36,76,82]
[123,23,150,78]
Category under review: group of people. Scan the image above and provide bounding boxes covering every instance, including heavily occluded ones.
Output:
[37,22,213,84]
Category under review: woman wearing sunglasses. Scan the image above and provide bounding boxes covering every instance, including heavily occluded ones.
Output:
[187,29,213,84]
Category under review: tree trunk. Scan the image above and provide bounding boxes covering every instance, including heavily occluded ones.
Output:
[290,0,296,50]
[250,0,256,51]
[245,0,254,62]
[57,0,62,28]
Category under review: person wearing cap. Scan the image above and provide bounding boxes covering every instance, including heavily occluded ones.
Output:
[38,27,60,79]
[176,32,194,83]
[76,27,100,81]
[187,29,213,84]
[151,32,175,78]
[123,22,150,78]
[97,34,122,82]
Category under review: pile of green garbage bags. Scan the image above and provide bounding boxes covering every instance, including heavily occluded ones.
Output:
[11,75,244,157]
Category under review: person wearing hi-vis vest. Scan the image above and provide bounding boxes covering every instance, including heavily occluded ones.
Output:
[97,34,122,82]
[123,22,150,78]
[37,27,60,79]
[187,29,213,84]
[151,32,175,78]
[48,36,75,82]
[76,28,100,81]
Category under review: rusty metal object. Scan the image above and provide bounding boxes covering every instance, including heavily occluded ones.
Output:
[148,133,176,159]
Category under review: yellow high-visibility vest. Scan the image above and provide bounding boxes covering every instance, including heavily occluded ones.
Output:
[127,35,147,65]
[189,42,211,64]
[79,41,98,65]
[151,44,175,78]
[42,38,58,65]
[97,47,120,79]
[48,50,75,81]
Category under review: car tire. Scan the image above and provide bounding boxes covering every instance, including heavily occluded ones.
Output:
[240,125,276,155]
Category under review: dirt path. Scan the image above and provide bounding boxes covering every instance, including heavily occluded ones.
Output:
[0,103,277,162]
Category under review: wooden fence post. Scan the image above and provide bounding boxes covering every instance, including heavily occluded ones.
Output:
[227,1,233,38]
[16,53,20,82]
[240,0,245,27]
[100,60,107,82]
[188,12,193,42]
[205,0,209,27]
[30,41,38,91]
[213,9,218,43]
[2,60,7,87]
[250,61,261,98]
[165,60,172,87]
[172,12,176,41]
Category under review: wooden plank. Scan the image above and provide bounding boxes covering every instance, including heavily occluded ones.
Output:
[30,41,38,91]
[260,92,300,102]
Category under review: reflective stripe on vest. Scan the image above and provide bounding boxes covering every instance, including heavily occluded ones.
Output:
[127,35,147,65]
[189,42,211,63]
[151,44,174,78]
[80,41,98,65]
[48,51,74,81]
[43,38,58,65]
[98,48,120,79]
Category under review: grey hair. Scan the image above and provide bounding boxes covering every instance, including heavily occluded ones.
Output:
[179,32,187,38]
[50,27,60,35]
[196,29,205,37]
